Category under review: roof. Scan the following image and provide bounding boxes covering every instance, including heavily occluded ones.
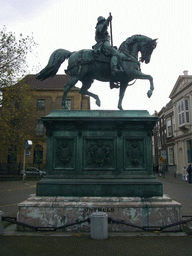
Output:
[18,74,78,90]
[169,75,192,99]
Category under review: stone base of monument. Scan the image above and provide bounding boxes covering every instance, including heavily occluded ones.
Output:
[17,110,180,232]
[17,195,181,232]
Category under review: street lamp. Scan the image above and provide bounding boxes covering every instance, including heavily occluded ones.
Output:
[23,140,32,183]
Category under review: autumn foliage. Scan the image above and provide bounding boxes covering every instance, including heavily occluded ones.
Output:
[0,26,37,165]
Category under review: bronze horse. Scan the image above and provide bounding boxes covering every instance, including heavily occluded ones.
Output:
[36,35,157,110]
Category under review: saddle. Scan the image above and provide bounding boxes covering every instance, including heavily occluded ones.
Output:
[67,49,111,71]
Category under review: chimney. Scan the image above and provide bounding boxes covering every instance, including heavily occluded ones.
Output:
[183,70,188,76]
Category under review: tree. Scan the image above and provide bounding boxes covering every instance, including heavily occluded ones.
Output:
[0,26,36,103]
[0,81,37,171]
[0,27,37,172]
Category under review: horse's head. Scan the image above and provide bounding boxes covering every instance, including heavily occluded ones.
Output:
[140,39,157,64]
[119,35,157,64]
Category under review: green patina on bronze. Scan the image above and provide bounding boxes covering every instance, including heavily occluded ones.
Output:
[36,110,163,197]
[36,15,161,197]
[36,15,157,110]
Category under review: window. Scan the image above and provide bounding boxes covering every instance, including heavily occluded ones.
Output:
[7,145,17,163]
[178,99,190,126]
[168,147,173,165]
[37,99,45,110]
[166,118,172,137]
[157,134,161,147]
[65,99,72,110]
[33,145,43,165]
[161,118,163,126]
[36,119,44,136]
[187,140,192,163]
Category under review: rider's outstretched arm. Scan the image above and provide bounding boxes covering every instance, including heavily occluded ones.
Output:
[100,15,112,34]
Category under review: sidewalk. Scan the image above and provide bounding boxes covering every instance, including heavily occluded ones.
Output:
[1,232,191,256]
[155,171,192,216]
[1,173,192,256]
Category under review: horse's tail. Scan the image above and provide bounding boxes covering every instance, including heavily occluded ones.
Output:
[36,49,72,80]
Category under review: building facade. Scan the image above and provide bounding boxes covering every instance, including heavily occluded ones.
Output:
[153,71,192,174]
[0,74,90,173]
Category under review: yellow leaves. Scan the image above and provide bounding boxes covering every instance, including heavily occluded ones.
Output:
[0,81,37,149]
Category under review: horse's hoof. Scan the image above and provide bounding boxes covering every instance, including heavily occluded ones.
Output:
[96,99,101,107]
[118,106,123,111]
[147,90,152,98]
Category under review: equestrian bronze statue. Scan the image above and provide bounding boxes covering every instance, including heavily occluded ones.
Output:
[37,15,157,110]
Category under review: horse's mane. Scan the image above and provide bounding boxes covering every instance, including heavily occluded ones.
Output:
[118,34,151,55]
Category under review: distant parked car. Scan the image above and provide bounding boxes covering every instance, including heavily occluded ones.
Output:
[21,167,46,178]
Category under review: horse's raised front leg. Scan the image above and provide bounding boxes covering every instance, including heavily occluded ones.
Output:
[62,77,78,109]
[79,78,101,107]
[118,83,127,110]
[134,71,154,98]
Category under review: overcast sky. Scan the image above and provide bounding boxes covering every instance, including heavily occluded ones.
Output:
[1,0,192,114]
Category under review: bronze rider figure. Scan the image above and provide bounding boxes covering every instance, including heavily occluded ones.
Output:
[92,15,124,89]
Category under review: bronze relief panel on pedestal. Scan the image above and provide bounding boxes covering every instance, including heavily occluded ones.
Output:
[54,137,76,170]
[124,137,145,169]
[83,137,116,170]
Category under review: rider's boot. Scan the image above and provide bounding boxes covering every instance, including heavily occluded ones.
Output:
[110,56,124,77]
[110,56,123,89]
